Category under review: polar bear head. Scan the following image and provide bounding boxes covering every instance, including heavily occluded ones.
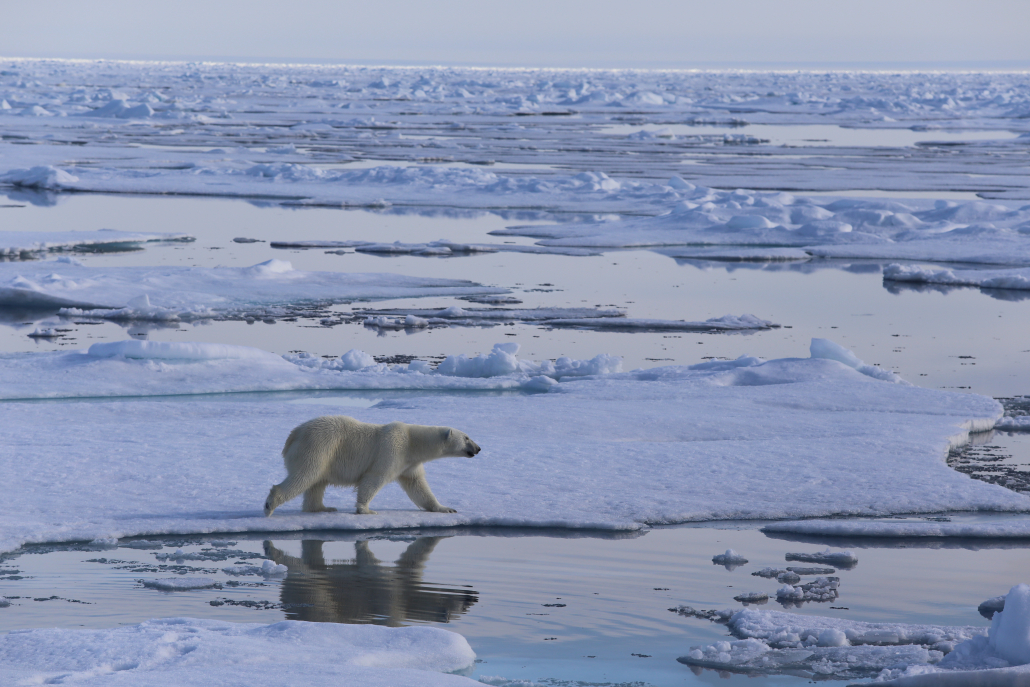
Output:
[443,428,481,458]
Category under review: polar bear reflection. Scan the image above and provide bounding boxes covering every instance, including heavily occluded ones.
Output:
[263,537,478,626]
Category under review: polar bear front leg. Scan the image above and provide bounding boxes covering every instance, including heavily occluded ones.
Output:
[399,465,456,513]
[301,481,338,513]
[355,472,391,515]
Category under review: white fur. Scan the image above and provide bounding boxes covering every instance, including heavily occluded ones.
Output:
[264,415,482,516]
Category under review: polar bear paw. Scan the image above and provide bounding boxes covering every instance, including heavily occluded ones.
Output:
[356,505,377,515]
[433,506,457,513]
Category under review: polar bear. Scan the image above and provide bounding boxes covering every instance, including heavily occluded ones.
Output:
[263,415,482,516]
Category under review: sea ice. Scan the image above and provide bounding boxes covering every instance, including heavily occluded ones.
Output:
[222,560,288,577]
[0,340,1024,554]
[764,519,1030,539]
[712,549,749,569]
[884,263,1030,291]
[0,229,193,257]
[141,577,219,591]
[0,258,505,320]
[785,548,859,568]
[0,617,477,686]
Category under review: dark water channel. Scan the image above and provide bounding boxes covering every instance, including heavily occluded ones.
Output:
[3,522,1030,685]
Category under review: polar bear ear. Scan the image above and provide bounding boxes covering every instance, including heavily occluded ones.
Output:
[443,428,452,440]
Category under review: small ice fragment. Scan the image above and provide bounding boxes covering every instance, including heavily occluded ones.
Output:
[752,567,789,579]
[786,566,836,575]
[712,549,749,570]
[733,592,769,605]
[142,577,219,591]
[232,237,264,243]
[786,548,858,569]
[777,571,801,585]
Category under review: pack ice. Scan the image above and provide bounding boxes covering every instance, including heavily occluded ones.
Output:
[0,339,1025,555]
[677,584,1030,682]
[0,617,477,687]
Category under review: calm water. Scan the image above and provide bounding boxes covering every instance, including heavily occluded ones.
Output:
[2,522,1027,685]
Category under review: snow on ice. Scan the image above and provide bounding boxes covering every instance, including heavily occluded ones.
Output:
[0,339,1026,556]
[0,617,477,687]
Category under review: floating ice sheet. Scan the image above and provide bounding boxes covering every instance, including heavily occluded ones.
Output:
[0,230,193,257]
[764,520,1030,539]
[0,258,505,319]
[0,617,477,687]
[884,263,1030,291]
[0,340,1025,555]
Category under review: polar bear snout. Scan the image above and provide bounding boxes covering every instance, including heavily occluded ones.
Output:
[465,439,482,457]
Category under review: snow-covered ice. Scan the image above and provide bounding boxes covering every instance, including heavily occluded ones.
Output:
[884,263,1030,291]
[875,584,1030,683]
[0,258,505,320]
[0,339,1026,555]
[2,60,1030,209]
[0,341,624,399]
[0,617,477,686]
[712,549,749,569]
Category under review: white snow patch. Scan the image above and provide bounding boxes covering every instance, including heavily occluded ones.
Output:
[0,617,477,686]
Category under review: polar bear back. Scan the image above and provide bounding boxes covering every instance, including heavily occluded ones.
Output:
[281,415,463,487]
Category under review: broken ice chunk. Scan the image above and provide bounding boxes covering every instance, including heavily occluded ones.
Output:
[713,549,749,570]
[786,549,857,569]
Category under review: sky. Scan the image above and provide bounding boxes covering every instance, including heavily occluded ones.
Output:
[2,0,1028,69]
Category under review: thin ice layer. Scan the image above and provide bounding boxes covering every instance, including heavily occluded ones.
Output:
[0,340,1024,555]
[0,617,477,687]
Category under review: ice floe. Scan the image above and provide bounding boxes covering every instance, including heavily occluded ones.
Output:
[0,258,505,320]
[877,584,1030,683]
[0,229,193,258]
[884,263,1030,291]
[764,520,1030,539]
[0,339,1025,554]
[141,577,219,591]
[0,617,477,686]
[677,605,990,680]
[712,549,749,570]
[785,548,859,568]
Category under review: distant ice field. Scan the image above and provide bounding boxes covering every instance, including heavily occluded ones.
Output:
[1,59,1029,203]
